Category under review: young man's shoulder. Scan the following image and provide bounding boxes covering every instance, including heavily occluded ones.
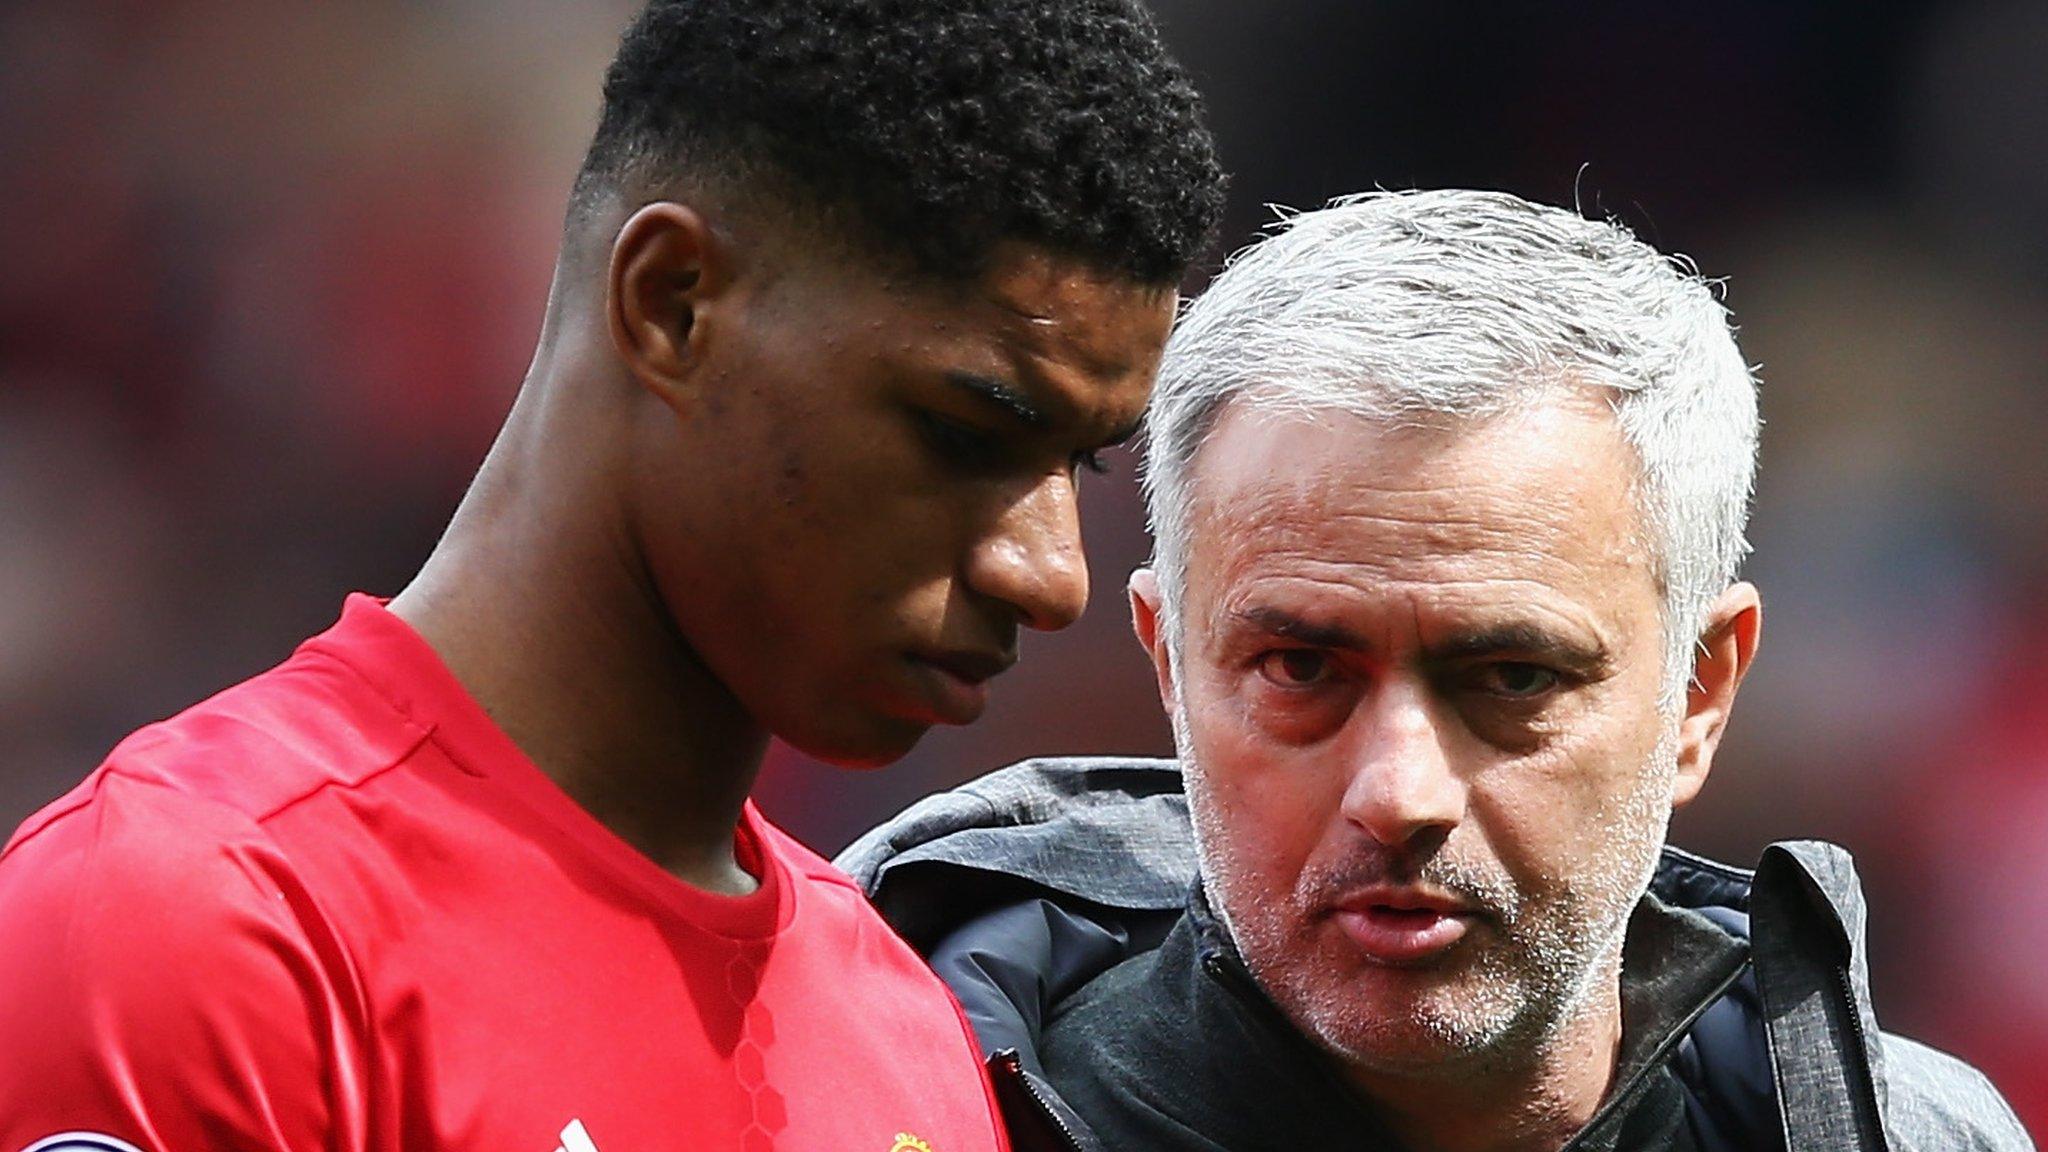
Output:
[0,660,377,1150]
[756,812,873,903]
[0,623,438,1147]
[0,714,355,981]
[28,641,424,840]
[752,809,974,983]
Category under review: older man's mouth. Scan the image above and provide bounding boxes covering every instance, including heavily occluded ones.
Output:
[1330,888,1482,966]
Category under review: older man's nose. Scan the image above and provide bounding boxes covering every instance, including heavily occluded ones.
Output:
[1338,681,1468,849]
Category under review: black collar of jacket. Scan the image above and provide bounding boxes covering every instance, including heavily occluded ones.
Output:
[1024,882,1747,1151]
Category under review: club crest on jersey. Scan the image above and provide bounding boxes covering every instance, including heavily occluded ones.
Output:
[19,1135,148,1152]
[890,1135,933,1152]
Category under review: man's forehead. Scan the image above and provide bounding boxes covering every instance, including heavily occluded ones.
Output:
[952,248,1173,437]
[1187,392,1640,517]
[1180,397,1657,616]
[975,245,1178,378]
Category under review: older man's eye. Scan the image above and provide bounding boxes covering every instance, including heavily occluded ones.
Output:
[1479,663,1561,699]
[1258,649,1332,687]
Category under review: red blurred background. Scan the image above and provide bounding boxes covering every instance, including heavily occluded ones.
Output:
[4,1,2044,1136]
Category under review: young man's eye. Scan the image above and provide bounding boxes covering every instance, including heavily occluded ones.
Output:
[916,411,1001,468]
[1258,649,1332,688]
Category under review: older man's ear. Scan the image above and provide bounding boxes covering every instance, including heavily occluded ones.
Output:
[1129,568,1179,716]
[1672,582,1763,808]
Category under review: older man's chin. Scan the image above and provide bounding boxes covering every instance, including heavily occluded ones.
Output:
[1266,959,1549,1076]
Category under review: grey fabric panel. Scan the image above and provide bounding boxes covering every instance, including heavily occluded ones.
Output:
[1784,842,1892,1112]
[1749,843,2035,1151]
[1881,1037,2036,1151]
[836,756,1196,909]
[837,778,1009,887]
[1751,842,1887,1150]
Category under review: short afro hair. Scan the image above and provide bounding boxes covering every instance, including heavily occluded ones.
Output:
[573,0,1225,284]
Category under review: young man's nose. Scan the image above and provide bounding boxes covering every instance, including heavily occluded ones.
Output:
[963,472,1089,632]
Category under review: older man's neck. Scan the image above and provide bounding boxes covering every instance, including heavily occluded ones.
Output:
[1350,985,1624,1152]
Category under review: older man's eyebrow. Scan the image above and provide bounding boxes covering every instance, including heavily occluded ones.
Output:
[944,371,1050,429]
[1230,606,1369,651]
[1425,623,1613,674]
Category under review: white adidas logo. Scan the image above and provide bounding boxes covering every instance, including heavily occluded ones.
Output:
[552,1120,600,1152]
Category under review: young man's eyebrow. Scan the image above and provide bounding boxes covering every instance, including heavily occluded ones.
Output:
[943,371,1050,429]
[1425,624,1613,673]
[945,370,1144,450]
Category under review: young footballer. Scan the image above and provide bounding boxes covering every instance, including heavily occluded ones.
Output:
[0,2,1223,1149]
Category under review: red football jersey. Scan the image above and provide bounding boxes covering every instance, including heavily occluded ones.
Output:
[0,596,1008,1152]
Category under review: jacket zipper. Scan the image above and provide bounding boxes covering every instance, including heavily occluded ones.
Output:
[1833,967,1889,1150]
[991,1049,1089,1152]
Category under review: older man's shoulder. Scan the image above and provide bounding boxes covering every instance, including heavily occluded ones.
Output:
[1039,939,1179,1116]
[1881,1034,2035,1150]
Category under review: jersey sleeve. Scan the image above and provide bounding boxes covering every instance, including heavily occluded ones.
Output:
[0,775,368,1152]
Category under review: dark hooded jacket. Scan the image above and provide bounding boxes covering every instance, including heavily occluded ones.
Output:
[837,757,2032,1152]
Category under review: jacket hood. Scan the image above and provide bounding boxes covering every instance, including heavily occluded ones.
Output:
[838,757,1194,950]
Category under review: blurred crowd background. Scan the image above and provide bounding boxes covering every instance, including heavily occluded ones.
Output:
[4,0,2045,1135]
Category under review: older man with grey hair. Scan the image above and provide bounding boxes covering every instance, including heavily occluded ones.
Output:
[840,190,2031,1152]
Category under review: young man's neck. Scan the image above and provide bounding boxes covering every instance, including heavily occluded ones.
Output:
[391,380,769,897]
[1350,975,1624,1152]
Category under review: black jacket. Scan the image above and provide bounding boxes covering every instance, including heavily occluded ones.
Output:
[838,757,2031,1152]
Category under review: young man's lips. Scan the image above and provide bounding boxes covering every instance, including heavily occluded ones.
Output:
[905,649,1013,722]
[1331,891,1482,965]
[917,648,1015,684]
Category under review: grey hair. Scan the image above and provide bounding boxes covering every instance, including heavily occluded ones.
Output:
[1142,190,1760,704]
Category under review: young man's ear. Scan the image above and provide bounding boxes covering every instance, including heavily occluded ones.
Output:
[606,202,728,409]
[1672,581,1762,808]
[1129,567,1178,713]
